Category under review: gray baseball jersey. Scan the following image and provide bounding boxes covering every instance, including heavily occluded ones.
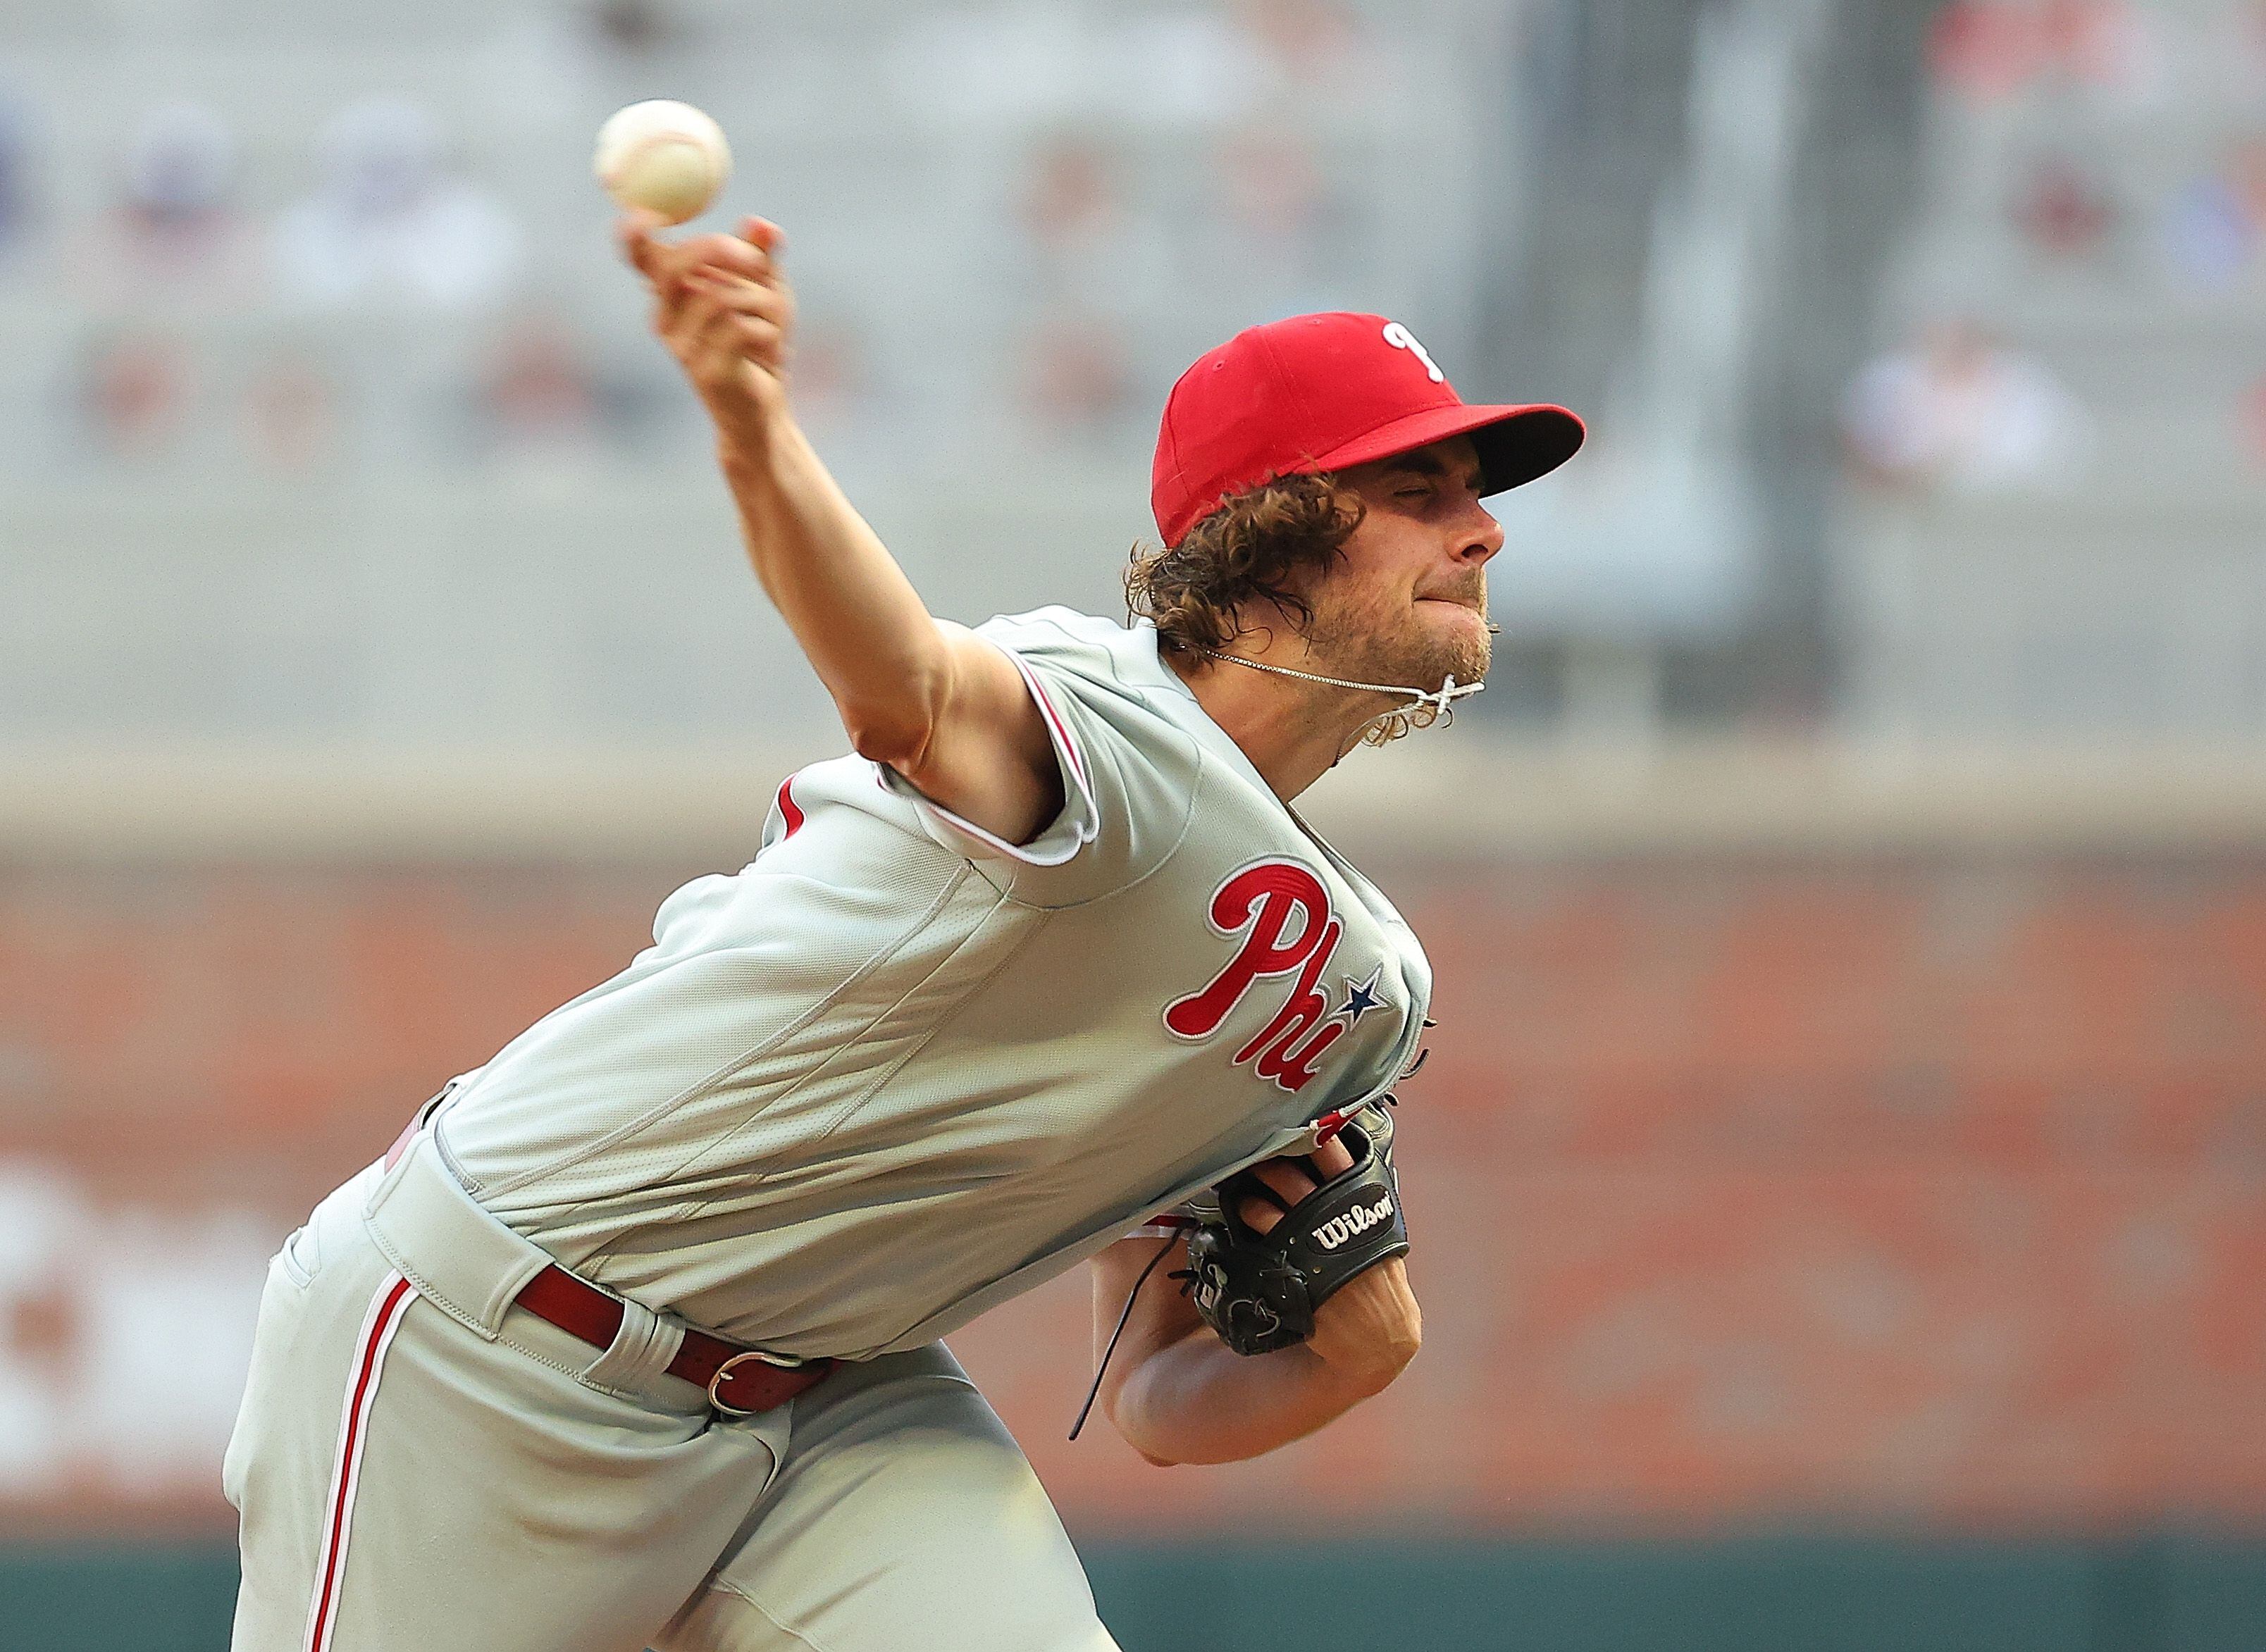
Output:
[433,607,1432,1361]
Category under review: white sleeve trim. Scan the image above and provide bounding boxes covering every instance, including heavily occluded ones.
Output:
[877,645,1100,868]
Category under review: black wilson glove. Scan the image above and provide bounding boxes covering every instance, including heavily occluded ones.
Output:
[1179,1101,1408,1357]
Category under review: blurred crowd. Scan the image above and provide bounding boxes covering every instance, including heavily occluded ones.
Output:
[1843,0,2266,492]
[1843,318,2092,493]
[1946,0,2266,298]
[0,0,1400,482]
[0,80,656,476]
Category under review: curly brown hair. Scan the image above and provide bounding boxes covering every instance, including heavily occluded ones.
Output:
[1123,472,1366,657]
[1127,471,1470,746]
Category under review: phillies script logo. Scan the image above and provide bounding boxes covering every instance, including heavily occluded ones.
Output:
[1165,861,1361,1093]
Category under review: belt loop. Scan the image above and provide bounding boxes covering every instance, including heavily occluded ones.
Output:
[364,1131,548,1339]
[578,1295,688,1398]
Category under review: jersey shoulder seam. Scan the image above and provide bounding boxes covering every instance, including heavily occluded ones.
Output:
[998,740,1206,912]
[998,610,1172,707]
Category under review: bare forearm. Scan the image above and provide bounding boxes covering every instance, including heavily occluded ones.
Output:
[623,214,961,763]
[719,425,946,755]
[624,214,1058,837]
[1089,1187,1421,1467]
[1110,1330,1398,1467]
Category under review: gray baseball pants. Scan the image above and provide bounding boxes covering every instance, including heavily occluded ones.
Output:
[224,1134,1121,1651]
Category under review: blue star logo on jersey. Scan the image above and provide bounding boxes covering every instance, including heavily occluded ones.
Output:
[1335,967,1385,1027]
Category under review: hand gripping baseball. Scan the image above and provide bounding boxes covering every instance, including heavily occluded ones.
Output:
[619,212,796,445]
[1179,1103,1411,1358]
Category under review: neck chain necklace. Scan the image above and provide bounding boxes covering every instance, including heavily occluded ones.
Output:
[1194,648,1485,721]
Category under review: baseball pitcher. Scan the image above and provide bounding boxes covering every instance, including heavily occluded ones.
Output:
[222,211,1583,1652]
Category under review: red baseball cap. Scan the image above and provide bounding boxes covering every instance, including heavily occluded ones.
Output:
[1151,311,1585,547]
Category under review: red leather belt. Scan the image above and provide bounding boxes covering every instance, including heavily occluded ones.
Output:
[514,1265,835,1417]
[383,1105,831,1417]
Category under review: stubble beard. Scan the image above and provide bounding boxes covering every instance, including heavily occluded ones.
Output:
[1301,579,1493,701]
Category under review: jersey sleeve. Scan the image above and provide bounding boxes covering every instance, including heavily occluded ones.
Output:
[877,609,1199,907]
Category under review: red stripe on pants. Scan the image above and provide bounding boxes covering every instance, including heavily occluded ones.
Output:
[304,1272,416,1652]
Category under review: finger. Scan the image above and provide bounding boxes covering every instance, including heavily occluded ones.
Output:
[651,271,709,335]
[688,314,786,390]
[679,291,785,364]
[741,216,786,255]
[722,315,786,362]
[639,241,763,317]
[616,210,669,278]
[667,285,732,353]
[1308,1136,1356,1178]
[672,231,772,280]
[684,270,794,326]
[1237,1193,1282,1236]
[1247,1160,1316,1210]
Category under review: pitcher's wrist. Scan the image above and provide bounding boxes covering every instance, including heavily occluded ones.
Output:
[716,418,789,486]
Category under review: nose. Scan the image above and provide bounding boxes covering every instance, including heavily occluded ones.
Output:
[1455,500,1504,565]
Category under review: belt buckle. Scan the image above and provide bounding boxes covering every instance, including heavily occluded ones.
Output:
[706,1347,807,1417]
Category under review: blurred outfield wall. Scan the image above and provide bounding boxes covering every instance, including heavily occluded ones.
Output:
[1,751,2262,1649]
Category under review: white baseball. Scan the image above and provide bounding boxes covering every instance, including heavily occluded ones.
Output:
[594,100,731,225]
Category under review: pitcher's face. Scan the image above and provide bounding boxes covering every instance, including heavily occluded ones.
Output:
[1296,434,1502,693]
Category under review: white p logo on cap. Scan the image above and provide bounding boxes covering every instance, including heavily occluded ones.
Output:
[1381,321,1445,383]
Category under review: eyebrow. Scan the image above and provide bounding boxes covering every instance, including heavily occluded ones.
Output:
[1383,453,1485,490]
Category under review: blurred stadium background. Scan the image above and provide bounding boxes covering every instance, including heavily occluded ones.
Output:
[2,0,2264,1646]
